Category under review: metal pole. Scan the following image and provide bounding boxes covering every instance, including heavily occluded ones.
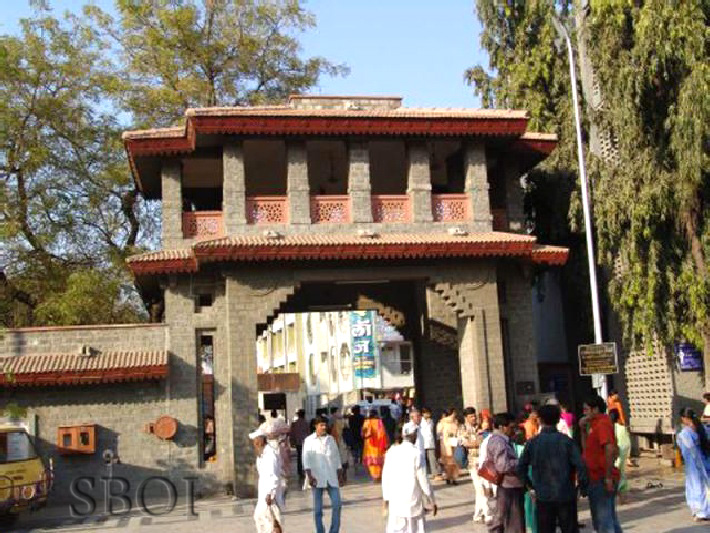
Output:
[552,17,607,398]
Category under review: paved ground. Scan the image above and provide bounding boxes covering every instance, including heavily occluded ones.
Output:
[10,459,707,533]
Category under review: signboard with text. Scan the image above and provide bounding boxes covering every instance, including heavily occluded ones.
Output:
[351,311,377,378]
[579,342,619,376]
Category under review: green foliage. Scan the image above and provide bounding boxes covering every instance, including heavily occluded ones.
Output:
[0,8,147,326]
[470,0,709,361]
[86,0,348,128]
[467,0,594,335]
[586,1,709,353]
[1,1,343,327]
[33,269,143,325]
[0,403,27,419]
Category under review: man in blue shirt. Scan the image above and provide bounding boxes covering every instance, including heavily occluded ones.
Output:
[517,404,589,533]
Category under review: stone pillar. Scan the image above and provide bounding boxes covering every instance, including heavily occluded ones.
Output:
[464,142,493,231]
[454,275,507,413]
[348,142,373,223]
[406,142,433,222]
[223,142,246,233]
[504,160,526,232]
[163,279,200,470]
[287,141,310,225]
[433,264,507,412]
[225,270,298,496]
[161,159,183,248]
[458,312,493,410]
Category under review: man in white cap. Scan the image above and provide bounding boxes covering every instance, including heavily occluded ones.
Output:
[402,407,426,466]
[250,427,283,533]
[382,423,437,533]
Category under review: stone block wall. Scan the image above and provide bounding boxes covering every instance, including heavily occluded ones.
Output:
[419,288,463,414]
[498,262,539,411]
[1,323,167,356]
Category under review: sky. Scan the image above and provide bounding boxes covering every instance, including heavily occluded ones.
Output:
[2,0,487,108]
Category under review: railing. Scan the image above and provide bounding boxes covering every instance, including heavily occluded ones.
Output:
[371,195,411,223]
[310,195,350,223]
[246,196,288,224]
[182,211,224,239]
[492,208,508,231]
[432,194,470,222]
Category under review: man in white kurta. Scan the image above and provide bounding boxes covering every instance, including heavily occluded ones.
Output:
[303,416,344,533]
[250,428,283,533]
[382,425,437,533]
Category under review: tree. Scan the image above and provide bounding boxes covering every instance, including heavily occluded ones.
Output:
[0,10,148,326]
[469,1,710,384]
[1,1,344,327]
[466,1,597,378]
[583,1,709,379]
[86,0,348,128]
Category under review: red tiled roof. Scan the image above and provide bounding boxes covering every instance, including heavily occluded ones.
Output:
[123,107,529,140]
[531,245,570,266]
[127,232,569,274]
[0,351,169,387]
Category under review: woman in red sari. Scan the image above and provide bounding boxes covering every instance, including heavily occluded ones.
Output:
[362,409,389,482]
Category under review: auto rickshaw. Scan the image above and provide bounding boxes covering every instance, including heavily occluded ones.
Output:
[0,424,53,526]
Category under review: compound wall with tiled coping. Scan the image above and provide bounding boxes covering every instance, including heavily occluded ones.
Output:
[0,324,201,503]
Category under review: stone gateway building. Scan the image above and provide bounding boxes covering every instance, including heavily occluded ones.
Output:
[1,96,566,499]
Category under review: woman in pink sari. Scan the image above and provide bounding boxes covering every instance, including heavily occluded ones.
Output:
[362,409,389,481]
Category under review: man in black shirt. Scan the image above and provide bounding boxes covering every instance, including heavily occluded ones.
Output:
[517,404,589,533]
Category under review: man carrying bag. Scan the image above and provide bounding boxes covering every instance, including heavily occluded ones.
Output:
[478,413,525,533]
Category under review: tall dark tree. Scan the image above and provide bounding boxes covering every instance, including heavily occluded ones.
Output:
[584,1,709,380]
[469,1,709,382]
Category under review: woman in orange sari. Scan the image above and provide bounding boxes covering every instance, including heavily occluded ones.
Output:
[362,409,389,482]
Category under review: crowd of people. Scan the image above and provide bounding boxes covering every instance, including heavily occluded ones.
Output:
[248,390,710,533]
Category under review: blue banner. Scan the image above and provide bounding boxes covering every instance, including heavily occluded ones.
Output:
[675,342,703,371]
[350,311,377,378]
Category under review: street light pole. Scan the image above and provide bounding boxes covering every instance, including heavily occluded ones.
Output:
[552,16,607,399]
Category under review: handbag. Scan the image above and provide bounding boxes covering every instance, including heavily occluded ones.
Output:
[453,444,468,469]
[477,457,503,485]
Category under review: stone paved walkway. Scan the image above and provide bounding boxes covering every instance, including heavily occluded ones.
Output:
[11,460,707,533]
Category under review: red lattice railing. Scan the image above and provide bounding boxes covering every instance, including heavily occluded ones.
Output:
[371,195,411,223]
[432,194,470,222]
[310,195,350,223]
[246,196,288,224]
[492,208,508,231]
[182,211,224,239]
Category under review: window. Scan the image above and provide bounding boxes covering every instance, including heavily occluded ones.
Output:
[307,140,348,195]
[199,334,214,375]
[0,431,38,463]
[308,354,317,386]
[330,346,338,383]
[195,293,213,313]
[244,140,287,195]
[380,343,413,375]
[339,343,351,382]
[287,323,296,354]
[429,140,465,194]
[399,344,413,374]
[198,332,216,463]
